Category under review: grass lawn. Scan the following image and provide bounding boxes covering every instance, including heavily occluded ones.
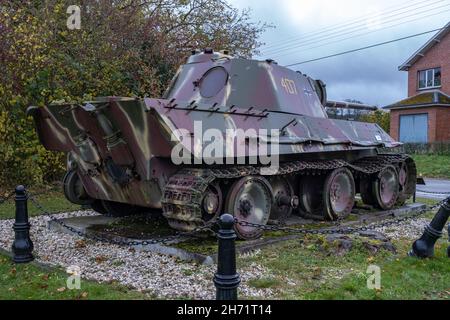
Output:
[239,237,450,300]
[412,154,450,179]
[0,254,151,300]
[0,190,80,220]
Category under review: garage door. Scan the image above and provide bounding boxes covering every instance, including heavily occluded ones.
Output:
[399,113,428,143]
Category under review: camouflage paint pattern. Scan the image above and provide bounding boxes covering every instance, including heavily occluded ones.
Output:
[27,50,401,208]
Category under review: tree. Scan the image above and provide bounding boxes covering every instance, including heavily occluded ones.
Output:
[0,0,269,187]
[360,109,391,133]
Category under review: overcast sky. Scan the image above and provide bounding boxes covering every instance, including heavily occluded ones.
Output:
[229,0,450,106]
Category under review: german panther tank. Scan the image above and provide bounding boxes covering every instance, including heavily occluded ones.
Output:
[27,49,416,240]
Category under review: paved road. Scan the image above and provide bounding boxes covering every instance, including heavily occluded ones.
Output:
[416,178,450,200]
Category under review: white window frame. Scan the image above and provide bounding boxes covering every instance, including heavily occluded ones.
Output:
[418,67,441,90]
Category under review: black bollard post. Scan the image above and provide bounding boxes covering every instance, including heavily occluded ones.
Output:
[11,185,34,263]
[409,199,450,258]
[447,223,450,258]
[214,213,240,300]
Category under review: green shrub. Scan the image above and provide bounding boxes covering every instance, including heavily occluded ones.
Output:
[0,0,268,190]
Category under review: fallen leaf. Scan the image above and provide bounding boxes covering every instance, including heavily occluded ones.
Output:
[41,274,49,281]
[10,267,16,275]
[95,255,108,264]
[312,267,322,280]
[57,287,66,292]
[75,240,86,249]
[81,292,88,298]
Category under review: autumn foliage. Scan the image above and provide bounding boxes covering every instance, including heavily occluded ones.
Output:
[0,0,268,188]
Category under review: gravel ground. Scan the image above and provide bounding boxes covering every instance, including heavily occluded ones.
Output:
[373,217,433,240]
[0,211,274,299]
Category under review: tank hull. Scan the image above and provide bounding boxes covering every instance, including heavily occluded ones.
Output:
[28,96,400,208]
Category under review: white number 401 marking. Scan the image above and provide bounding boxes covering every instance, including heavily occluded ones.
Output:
[281,78,298,95]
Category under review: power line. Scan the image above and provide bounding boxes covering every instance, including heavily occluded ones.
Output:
[264,1,449,56]
[272,7,450,59]
[263,0,443,52]
[261,0,436,50]
[284,28,443,67]
[264,0,447,55]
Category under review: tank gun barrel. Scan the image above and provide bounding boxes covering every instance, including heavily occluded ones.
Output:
[326,100,378,111]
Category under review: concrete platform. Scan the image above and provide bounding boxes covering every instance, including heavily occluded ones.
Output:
[48,215,214,265]
[48,203,427,265]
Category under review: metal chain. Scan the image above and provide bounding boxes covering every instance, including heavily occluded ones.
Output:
[27,193,83,216]
[235,196,450,236]
[26,191,213,246]
[21,191,450,245]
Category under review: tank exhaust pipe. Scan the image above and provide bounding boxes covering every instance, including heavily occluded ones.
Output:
[447,223,450,258]
[88,103,135,167]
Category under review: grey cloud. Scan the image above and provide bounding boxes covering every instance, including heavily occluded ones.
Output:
[231,0,449,106]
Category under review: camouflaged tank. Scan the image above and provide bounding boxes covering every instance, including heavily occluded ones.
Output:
[27,49,416,240]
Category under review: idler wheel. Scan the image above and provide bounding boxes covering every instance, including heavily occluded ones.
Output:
[101,200,140,217]
[373,165,399,210]
[63,170,93,205]
[269,176,295,221]
[323,167,355,220]
[224,176,272,240]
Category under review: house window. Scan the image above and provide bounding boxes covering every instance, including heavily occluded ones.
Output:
[418,68,441,89]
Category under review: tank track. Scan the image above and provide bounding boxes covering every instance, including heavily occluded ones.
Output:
[162,154,413,231]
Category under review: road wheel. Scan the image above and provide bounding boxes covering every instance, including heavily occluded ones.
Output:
[201,183,223,223]
[298,175,325,219]
[396,158,417,205]
[323,167,355,220]
[360,177,375,205]
[269,176,295,221]
[224,176,272,240]
[373,165,399,210]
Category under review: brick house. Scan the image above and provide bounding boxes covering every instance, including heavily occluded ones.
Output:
[384,22,450,143]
